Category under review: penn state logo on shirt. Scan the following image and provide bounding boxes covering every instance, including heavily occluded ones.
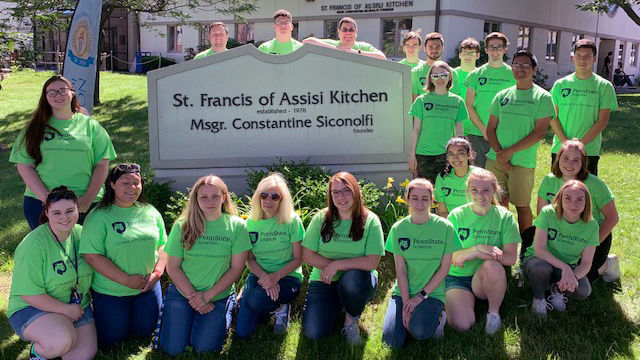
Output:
[112,221,126,234]
[43,131,56,141]
[424,103,434,111]
[478,77,488,86]
[458,228,471,241]
[500,97,510,106]
[52,260,67,275]
[561,88,572,98]
[547,228,558,241]
[398,237,410,251]
[420,76,427,86]
[546,192,556,199]
[442,187,452,196]
[249,232,259,244]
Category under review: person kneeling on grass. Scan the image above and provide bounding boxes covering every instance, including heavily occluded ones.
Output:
[445,169,520,335]
[382,178,453,348]
[523,180,599,317]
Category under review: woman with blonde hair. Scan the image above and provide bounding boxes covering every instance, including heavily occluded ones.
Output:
[235,173,305,338]
[158,175,251,355]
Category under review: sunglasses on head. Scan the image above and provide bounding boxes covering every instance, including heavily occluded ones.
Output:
[260,192,281,201]
[115,163,141,174]
[47,188,76,202]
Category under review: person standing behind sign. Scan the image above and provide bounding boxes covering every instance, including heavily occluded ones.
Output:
[258,10,303,55]
[408,61,466,184]
[193,22,229,60]
[235,173,304,338]
[411,32,459,101]
[398,31,425,69]
[158,175,250,354]
[302,17,387,60]
[9,75,116,230]
[301,172,385,345]
[452,38,481,137]
[79,163,167,349]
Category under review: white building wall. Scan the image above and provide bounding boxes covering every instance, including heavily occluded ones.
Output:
[299,20,323,39]
[354,18,380,48]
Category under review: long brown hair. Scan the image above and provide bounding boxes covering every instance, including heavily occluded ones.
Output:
[552,180,593,223]
[551,139,589,181]
[22,76,80,166]
[321,172,368,242]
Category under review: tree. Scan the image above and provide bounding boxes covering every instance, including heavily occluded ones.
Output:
[2,0,257,105]
[577,0,640,27]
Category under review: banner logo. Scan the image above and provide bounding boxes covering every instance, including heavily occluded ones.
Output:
[68,15,95,67]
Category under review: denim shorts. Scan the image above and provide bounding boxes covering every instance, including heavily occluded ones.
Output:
[445,275,473,292]
[9,305,94,340]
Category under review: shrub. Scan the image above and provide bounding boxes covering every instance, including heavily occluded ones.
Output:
[141,56,176,71]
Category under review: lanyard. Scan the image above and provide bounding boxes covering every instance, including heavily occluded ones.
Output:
[49,225,79,288]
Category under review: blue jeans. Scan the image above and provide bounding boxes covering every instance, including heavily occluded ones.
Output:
[9,305,94,341]
[92,281,162,349]
[158,284,236,355]
[382,295,444,348]
[23,196,96,230]
[302,269,377,340]
[235,273,302,338]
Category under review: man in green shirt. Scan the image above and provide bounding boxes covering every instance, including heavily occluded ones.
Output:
[465,32,516,168]
[258,9,303,55]
[193,22,229,60]
[549,39,618,175]
[411,32,459,101]
[302,17,386,60]
[452,38,481,137]
[485,50,555,232]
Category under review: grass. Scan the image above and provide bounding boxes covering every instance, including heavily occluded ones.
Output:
[0,71,639,359]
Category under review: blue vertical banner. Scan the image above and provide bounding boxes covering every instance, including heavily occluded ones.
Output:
[62,0,103,114]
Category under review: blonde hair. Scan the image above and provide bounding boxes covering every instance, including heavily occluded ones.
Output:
[466,168,501,206]
[179,175,236,250]
[424,60,453,92]
[404,178,434,215]
[248,173,296,224]
[552,180,593,223]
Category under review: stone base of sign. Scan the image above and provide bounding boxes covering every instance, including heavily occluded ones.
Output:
[155,162,412,194]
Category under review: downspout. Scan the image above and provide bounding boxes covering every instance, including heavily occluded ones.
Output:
[435,0,441,32]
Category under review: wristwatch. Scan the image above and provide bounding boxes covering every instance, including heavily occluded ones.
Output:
[419,290,429,299]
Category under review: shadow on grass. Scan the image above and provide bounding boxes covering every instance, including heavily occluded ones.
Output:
[602,95,640,154]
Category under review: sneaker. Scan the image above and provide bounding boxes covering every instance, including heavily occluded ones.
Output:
[30,344,47,360]
[273,304,290,335]
[602,254,620,282]
[341,316,361,345]
[484,312,501,335]
[531,297,552,317]
[547,285,568,312]
[434,310,446,339]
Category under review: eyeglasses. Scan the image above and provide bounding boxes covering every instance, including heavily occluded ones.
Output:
[512,63,533,69]
[430,72,450,80]
[115,163,141,173]
[274,20,291,26]
[260,192,281,201]
[330,188,353,197]
[340,28,356,33]
[46,87,72,97]
[47,188,76,202]
[487,45,505,51]
[460,51,478,56]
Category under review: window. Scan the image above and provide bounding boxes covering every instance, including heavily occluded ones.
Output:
[235,23,254,44]
[618,43,625,65]
[546,30,558,62]
[631,43,639,66]
[517,26,531,51]
[570,33,585,56]
[167,25,182,53]
[199,25,209,47]
[325,20,338,39]
[382,18,412,59]
[292,22,299,40]
[483,21,501,37]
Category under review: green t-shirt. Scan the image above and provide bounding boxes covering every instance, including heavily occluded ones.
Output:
[398,58,425,69]
[9,113,116,200]
[302,209,385,282]
[447,204,521,277]
[434,166,478,212]
[537,173,614,225]
[486,84,556,168]
[550,73,618,156]
[464,63,516,136]
[8,224,92,318]
[318,39,379,52]
[193,48,217,60]
[411,62,460,96]
[385,215,456,302]
[258,38,303,55]
[409,92,467,155]
[165,214,251,302]
[453,67,477,135]
[247,215,305,282]
[79,203,167,296]
[524,205,599,265]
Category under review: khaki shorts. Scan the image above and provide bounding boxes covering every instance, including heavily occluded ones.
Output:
[486,158,535,207]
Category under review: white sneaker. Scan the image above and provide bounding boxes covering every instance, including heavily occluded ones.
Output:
[434,310,446,339]
[602,254,620,282]
[547,285,568,312]
[341,316,361,345]
[484,312,501,335]
[531,297,552,317]
[273,304,290,334]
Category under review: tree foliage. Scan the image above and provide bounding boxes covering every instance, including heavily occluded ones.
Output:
[577,0,640,27]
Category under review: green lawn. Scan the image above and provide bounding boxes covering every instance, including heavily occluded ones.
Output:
[0,71,639,359]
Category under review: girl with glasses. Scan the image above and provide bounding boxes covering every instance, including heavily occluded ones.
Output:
[9,75,116,230]
[158,175,250,355]
[79,163,167,349]
[301,172,384,345]
[236,173,305,338]
[408,61,466,184]
[8,186,96,360]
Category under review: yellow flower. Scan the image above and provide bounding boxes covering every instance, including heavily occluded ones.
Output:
[400,178,410,187]
[385,177,394,189]
[395,195,406,204]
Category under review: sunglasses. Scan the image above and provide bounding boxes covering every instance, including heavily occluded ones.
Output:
[430,72,450,80]
[115,163,141,173]
[47,188,76,202]
[340,28,356,33]
[260,192,281,201]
